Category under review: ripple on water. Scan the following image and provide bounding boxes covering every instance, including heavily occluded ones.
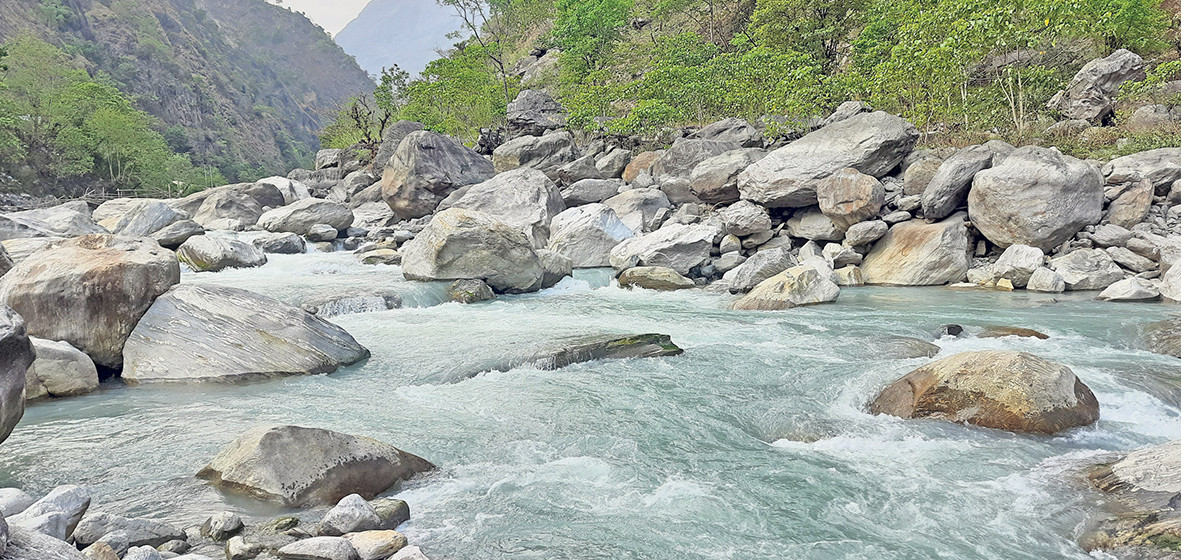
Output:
[0,251,1180,559]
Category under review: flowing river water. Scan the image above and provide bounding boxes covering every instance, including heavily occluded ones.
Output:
[0,248,1181,559]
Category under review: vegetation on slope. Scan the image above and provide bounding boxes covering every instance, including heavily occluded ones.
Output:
[324,0,1180,157]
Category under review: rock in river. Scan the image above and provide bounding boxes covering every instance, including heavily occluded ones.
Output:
[517,334,684,370]
[24,337,99,400]
[859,215,970,286]
[2,525,87,559]
[0,306,33,443]
[72,513,185,548]
[449,167,566,248]
[401,209,545,294]
[176,236,267,273]
[731,261,840,310]
[121,284,369,383]
[547,204,636,268]
[197,425,434,508]
[0,235,179,369]
[381,131,496,220]
[618,267,695,291]
[1082,440,1180,556]
[258,198,354,235]
[870,350,1100,434]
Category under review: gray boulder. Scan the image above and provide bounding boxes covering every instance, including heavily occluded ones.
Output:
[101,200,184,237]
[0,307,32,443]
[920,144,1000,220]
[317,494,381,536]
[991,244,1044,288]
[902,156,942,196]
[617,267,695,290]
[1050,249,1125,291]
[450,168,566,248]
[1048,49,1145,121]
[197,425,434,508]
[199,511,243,541]
[1102,148,1181,193]
[258,176,312,205]
[516,334,683,371]
[821,100,873,127]
[2,525,87,559]
[171,183,285,218]
[345,530,406,560]
[609,223,722,274]
[785,211,843,242]
[401,209,544,294]
[555,155,605,185]
[277,537,358,560]
[0,202,107,241]
[1159,262,1180,302]
[602,188,672,233]
[1097,278,1160,301]
[370,121,425,175]
[738,111,917,208]
[176,236,267,273]
[258,199,354,235]
[717,201,771,237]
[968,147,1102,250]
[595,149,632,179]
[860,215,970,285]
[381,131,496,220]
[692,118,765,148]
[536,250,573,289]
[651,139,738,186]
[1105,180,1153,228]
[192,191,262,231]
[561,179,621,207]
[722,248,798,293]
[7,485,89,540]
[253,232,306,255]
[151,220,204,250]
[122,284,369,383]
[492,131,577,174]
[72,514,185,548]
[816,168,885,230]
[547,204,636,268]
[0,488,35,516]
[731,262,840,310]
[843,220,888,248]
[0,235,179,368]
[689,148,767,204]
[507,90,567,136]
[24,338,98,400]
[1026,267,1066,293]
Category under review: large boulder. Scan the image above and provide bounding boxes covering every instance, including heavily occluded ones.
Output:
[72,514,185,549]
[1082,441,1180,556]
[737,111,918,208]
[561,179,621,207]
[99,200,184,237]
[609,223,721,274]
[492,131,578,174]
[870,351,1100,434]
[122,284,369,383]
[1048,49,1145,121]
[151,220,204,250]
[196,425,434,508]
[731,262,840,310]
[617,267,695,290]
[1102,148,1181,193]
[2,525,87,560]
[381,131,496,220]
[258,199,354,235]
[0,235,179,368]
[547,204,636,268]
[1049,249,1125,291]
[400,209,544,294]
[0,306,33,443]
[920,144,1006,220]
[191,190,263,231]
[8,485,90,540]
[651,139,738,201]
[1104,180,1153,229]
[370,121,425,175]
[968,147,1103,250]
[692,118,765,148]
[506,89,567,136]
[449,168,566,248]
[602,189,672,233]
[24,338,98,400]
[860,215,970,286]
[258,176,312,205]
[0,202,107,241]
[816,168,885,230]
[1096,277,1160,301]
[171,183,285,218]
[689,148,767,204]
[176,236,267,273]
[716,201,771,237]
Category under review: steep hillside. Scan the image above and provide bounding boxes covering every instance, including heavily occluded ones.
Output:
[335,0,461,77]
[0,0,375,181]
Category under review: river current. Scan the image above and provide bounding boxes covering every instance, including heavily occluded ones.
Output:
[0,249,1181,559]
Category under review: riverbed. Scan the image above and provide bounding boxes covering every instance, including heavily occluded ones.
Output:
[0,250,1181,559]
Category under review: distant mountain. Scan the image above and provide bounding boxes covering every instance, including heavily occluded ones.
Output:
[0,0,375,179]
[335,0,463,78]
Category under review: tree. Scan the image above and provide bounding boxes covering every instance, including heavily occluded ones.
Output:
[439,0,514,100]
[750,0,867,72]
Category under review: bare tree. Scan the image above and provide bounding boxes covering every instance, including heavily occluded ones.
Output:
[439,0,512,100]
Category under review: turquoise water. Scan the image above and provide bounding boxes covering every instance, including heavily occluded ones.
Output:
[0,251,1180,559]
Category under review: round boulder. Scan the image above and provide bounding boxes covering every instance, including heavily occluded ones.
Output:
[870,351,1100,434]
[400,209,544,294]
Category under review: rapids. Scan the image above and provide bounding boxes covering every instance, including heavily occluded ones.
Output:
[0,250,1180,559]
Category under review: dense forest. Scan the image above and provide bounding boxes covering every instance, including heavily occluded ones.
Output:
[324,0,1181,160]
[0,0,374,197]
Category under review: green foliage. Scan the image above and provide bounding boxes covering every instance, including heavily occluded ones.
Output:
[750,0,867,71]
[402,45,511,140]
[321,65,416,150]
[0,36,206,196]
[552,0,634,82]
[1119,59,1181,105]
[37,0,73,28]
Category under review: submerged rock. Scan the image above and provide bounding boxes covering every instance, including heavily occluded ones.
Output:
[197,425,435,508]
[122,284,369,383]
[517,334,683,370]
[978,326,1049,339]
[618,267,695,291]
[1142,317,1180,358]
[866,336,941,359]
[0,235,179,368]
[870,351,1100,434]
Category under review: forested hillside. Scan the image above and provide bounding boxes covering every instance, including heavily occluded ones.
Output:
[326,0,1180,156]
[0,0,374,197]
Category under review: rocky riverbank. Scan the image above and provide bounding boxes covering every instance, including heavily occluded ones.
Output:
[0,47,1182,560]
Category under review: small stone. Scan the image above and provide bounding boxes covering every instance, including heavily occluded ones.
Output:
[448,279,496,304]
[200,512,243,541]
[618,267,696,291]
[344,530,407,560]
[1026,267,1066,293]
[278,536,358,560]
[318,494,382,537]
[368,498,411,529]
[83,542,120,560]
[225,536,264,560]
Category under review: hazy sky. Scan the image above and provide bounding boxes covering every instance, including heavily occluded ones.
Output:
[274,0,372,34]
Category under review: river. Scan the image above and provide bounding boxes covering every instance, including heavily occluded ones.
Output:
[0,249,1181,559]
